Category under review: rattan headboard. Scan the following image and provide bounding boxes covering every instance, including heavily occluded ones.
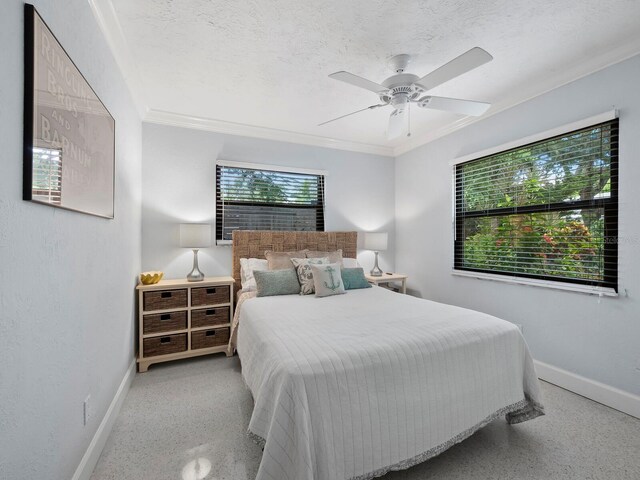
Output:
[231,230,358,296]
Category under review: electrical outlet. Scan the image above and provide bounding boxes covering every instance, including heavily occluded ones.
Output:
[83,395,91,426]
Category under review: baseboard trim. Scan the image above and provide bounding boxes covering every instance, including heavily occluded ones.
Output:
[71,359,137,480]
[534,360,640,419]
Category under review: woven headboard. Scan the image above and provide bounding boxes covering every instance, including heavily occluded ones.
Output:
[231,230,358,296]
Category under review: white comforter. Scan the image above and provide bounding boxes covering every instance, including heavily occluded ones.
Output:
[235,286,544,480]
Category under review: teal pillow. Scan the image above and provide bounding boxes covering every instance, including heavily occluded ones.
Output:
[254,269,301,297]
[341,268,372,290]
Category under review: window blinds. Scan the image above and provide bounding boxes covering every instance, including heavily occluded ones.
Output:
[216,164,325,242]
[454,119,618,290]
[31,147,62,205]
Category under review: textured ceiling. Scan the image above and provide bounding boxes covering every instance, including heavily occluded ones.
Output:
[110,0,640,152]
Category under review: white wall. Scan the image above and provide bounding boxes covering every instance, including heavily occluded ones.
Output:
[0,2,141,479]
[141,123,395,279]
[396,54,640,396]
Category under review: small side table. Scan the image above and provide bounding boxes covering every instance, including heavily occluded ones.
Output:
[365,273,408,294]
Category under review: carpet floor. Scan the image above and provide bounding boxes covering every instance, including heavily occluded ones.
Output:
[91,354,640,480]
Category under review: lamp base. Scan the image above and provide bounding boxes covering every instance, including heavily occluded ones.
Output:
[187,271,205,282]
[370,251,383,277]
[186,249,205,282]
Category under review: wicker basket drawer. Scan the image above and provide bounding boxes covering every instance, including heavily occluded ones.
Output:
[191,285,230,306]
[191,327,230,350]
[143,311,187,335]
[192,307,230,328]
[143,333,187,357]
[143,289,187,311]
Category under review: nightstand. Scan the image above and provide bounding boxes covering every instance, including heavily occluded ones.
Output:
[365,273,408,294]
[136,276,235,372]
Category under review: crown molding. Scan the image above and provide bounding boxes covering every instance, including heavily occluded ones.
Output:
[393,39,640,157]
[144,109,395,157]
[87,0,147,117]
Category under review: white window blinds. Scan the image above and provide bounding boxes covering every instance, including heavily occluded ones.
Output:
[31,147,62,205]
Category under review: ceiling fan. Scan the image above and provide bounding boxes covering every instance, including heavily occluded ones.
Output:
[320,47,493,139]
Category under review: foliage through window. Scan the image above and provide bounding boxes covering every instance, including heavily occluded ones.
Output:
[216,164,325,242]
[454,119,618,290]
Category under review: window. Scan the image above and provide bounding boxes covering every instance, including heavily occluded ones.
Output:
[31,147,62,205]
[216,163,325,243]
[454,119,618,291]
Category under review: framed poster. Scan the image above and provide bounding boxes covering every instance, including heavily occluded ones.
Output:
[23,4,115,219]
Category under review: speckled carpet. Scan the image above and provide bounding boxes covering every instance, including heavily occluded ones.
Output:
[91,354,640,480]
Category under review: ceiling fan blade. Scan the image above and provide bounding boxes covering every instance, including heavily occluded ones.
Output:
[417,96,490,116]
[387,109,408,140]
[318,104,386,126]
[415,47,493,91]
[329,71,388,94]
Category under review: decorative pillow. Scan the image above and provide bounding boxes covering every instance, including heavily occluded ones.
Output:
[342,257,360,268]
[254,269,301,297]
[291,257,329,295]
[341,268,372,290]
[311,263,346,297]
[265,250,308,271]
[307,249,343,265]
[239,258,268,292]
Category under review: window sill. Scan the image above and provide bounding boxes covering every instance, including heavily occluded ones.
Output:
[451,269,618,297]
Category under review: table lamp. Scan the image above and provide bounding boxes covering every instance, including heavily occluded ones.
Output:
[364,232,387,277]
[180,223,211,282]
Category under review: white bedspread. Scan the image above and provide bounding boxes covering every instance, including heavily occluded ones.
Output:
[235,286,544,480]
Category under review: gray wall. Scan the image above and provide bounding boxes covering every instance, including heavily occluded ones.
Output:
[141,123,396,278]
[395,54,640,395]
[0,2,142,479]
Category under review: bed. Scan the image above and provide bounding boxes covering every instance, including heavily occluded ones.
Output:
[230,230,544,480]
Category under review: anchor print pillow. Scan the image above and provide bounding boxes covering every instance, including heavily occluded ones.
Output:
[291,257,329,295]
[310,263,346,298]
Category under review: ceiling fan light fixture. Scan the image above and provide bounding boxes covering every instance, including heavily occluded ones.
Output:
[390,94,409,112]
[322,47,493,134]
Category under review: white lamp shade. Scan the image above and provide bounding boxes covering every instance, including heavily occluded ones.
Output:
[179,224,212,248]
[364,232,388,251]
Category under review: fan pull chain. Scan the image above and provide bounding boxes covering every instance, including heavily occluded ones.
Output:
[407,102,412,137]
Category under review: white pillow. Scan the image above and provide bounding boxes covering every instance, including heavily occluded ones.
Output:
[342,257,360,268]
[311,262,346,297]
[239,258,268,292]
